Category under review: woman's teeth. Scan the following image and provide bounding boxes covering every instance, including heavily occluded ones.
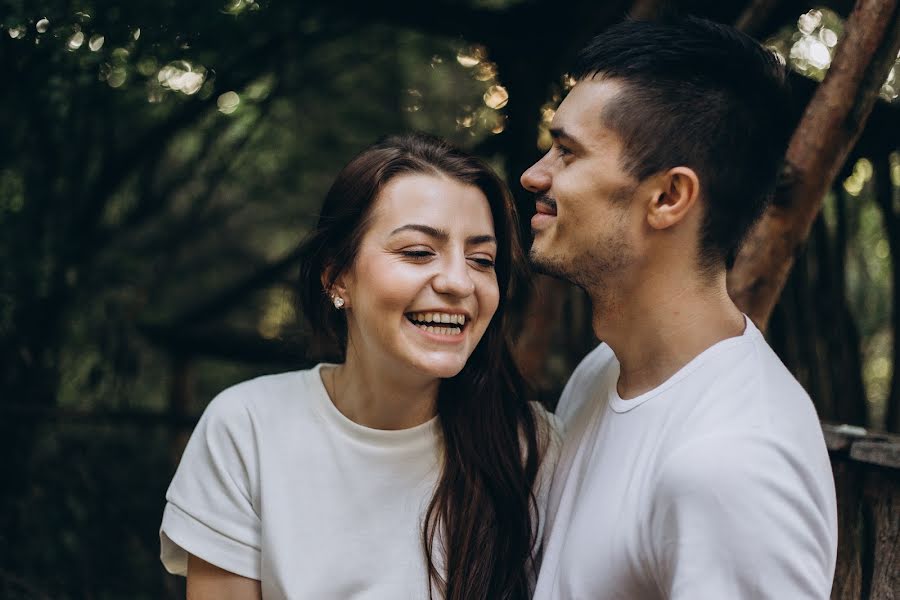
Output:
[406,312,465,335]
[408,312,466,325]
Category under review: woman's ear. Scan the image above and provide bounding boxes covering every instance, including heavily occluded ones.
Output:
[321,265,351,309]
[646,166,700,230]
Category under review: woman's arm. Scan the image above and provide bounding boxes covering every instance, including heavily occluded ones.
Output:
[186,554,262,600]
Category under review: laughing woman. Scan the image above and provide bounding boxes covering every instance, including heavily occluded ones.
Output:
[159,133,559,599]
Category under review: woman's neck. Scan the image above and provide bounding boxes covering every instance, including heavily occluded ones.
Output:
[323,352,440,430]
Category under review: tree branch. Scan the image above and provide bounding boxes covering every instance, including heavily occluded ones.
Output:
[71,32,299,265]
[728,0,900,329]
[331,0,513,48]
[0,404,201,428]
[169,245,306,327]
[138,322,307,365]
[735,0,784,36]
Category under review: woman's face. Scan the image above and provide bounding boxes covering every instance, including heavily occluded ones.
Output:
[336,173,500,381]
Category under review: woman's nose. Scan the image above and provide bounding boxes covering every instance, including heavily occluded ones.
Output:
[432,256,476,297]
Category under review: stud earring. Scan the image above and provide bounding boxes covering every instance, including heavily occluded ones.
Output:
[332,295,345,309]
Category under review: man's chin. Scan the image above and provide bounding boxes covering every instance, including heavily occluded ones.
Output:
[528,248,571,280]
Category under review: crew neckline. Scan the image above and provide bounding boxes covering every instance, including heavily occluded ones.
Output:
[309,363,440,445]
[608,315,759,413]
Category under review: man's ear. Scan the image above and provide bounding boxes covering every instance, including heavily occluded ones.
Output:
[646,167,700,230]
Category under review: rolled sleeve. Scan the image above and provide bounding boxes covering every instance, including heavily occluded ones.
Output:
[160,387,262,579]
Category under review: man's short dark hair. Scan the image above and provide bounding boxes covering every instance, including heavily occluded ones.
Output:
[572,17,792,269]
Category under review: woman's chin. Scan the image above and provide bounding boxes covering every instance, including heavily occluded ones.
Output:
[408,357,467,381]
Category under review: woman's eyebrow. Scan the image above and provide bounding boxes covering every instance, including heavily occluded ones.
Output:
[389,224,496,245]
[466,234,497,245]
[390,224,448,240]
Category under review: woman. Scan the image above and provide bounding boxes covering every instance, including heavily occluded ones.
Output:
[159,133,559,599]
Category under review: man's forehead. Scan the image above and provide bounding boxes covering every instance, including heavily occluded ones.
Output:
[553,78,625,145]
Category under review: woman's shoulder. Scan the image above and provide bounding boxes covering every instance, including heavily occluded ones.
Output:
[201,366,325,426]
[528,402,563,534]
[527,401,564,464]
[529,401,563,438]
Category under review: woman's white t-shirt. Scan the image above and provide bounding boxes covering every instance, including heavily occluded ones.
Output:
[160,364,557,599]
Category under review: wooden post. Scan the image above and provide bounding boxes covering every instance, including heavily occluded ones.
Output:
[824,424,900,598]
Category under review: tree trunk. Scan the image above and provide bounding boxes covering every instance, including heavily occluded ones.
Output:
[813,194,869,425]
[877,152,900,433]
[514,276,572,392]
[728,0,900,329]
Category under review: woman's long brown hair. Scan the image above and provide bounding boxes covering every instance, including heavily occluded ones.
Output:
[297,133,543,599]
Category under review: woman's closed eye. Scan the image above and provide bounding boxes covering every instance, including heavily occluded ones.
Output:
[468,256,495,269]
[400,249,435,260]
[401,248,494,270]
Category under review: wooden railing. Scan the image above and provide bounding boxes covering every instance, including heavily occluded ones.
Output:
[825,424,900,599]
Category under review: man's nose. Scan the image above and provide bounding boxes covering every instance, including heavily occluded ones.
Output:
[521,156,551,193]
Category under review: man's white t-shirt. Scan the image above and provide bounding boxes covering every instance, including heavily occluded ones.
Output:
[160,363,558,599]
[534,317,838,599]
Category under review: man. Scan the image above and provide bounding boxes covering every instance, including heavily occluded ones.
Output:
[525,18,838,599]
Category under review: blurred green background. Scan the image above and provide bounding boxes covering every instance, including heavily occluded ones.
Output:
[1,0,898,597]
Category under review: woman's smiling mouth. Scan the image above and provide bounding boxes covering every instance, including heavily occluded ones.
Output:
[405,311,467,336]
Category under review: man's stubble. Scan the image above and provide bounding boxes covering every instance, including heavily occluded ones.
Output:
[528,185,636,314]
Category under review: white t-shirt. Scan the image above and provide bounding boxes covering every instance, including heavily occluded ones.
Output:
[160,363,558,599]
[534,317,838,600]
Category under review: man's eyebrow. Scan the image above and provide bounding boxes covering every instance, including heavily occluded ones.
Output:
[549,126,584,149]
[389,224,496,245]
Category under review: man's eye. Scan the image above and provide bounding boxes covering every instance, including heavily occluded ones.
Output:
[556,144,572,157]
[401,250,434,259]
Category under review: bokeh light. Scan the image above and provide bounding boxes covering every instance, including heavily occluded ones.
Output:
[843,158,873,196]
[456,45,485,68]
[67,31,85,51]
[217,91,240,114]
[107,67,127,88]
[766,8,842,81]
[405,88,422,113]
[766,6,899,102]
[157,61,207,95]
[223,0,261,14]
[483,85,508,109]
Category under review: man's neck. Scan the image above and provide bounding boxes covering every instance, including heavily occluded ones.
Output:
[591,271,746,400]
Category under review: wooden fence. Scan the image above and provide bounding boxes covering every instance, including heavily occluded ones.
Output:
[825,424,900,599]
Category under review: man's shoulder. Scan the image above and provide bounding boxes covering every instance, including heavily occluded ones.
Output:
[654,430,775,492]
[652,422,834,522]
[683,330,820,436]
[555,343,616,424]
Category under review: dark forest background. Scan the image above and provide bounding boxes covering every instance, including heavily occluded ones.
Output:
[1,0,898,597]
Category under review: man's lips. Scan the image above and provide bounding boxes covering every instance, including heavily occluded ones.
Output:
[535,199,557,216]
[532,197,557,232]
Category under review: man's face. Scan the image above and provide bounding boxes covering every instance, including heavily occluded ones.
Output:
[521,78,644,292]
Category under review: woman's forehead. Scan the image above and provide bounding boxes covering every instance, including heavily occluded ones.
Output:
[368,174,495,233]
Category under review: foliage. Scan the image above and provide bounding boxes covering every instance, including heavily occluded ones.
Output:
[0,1,526,595]
[1,0,898,596]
